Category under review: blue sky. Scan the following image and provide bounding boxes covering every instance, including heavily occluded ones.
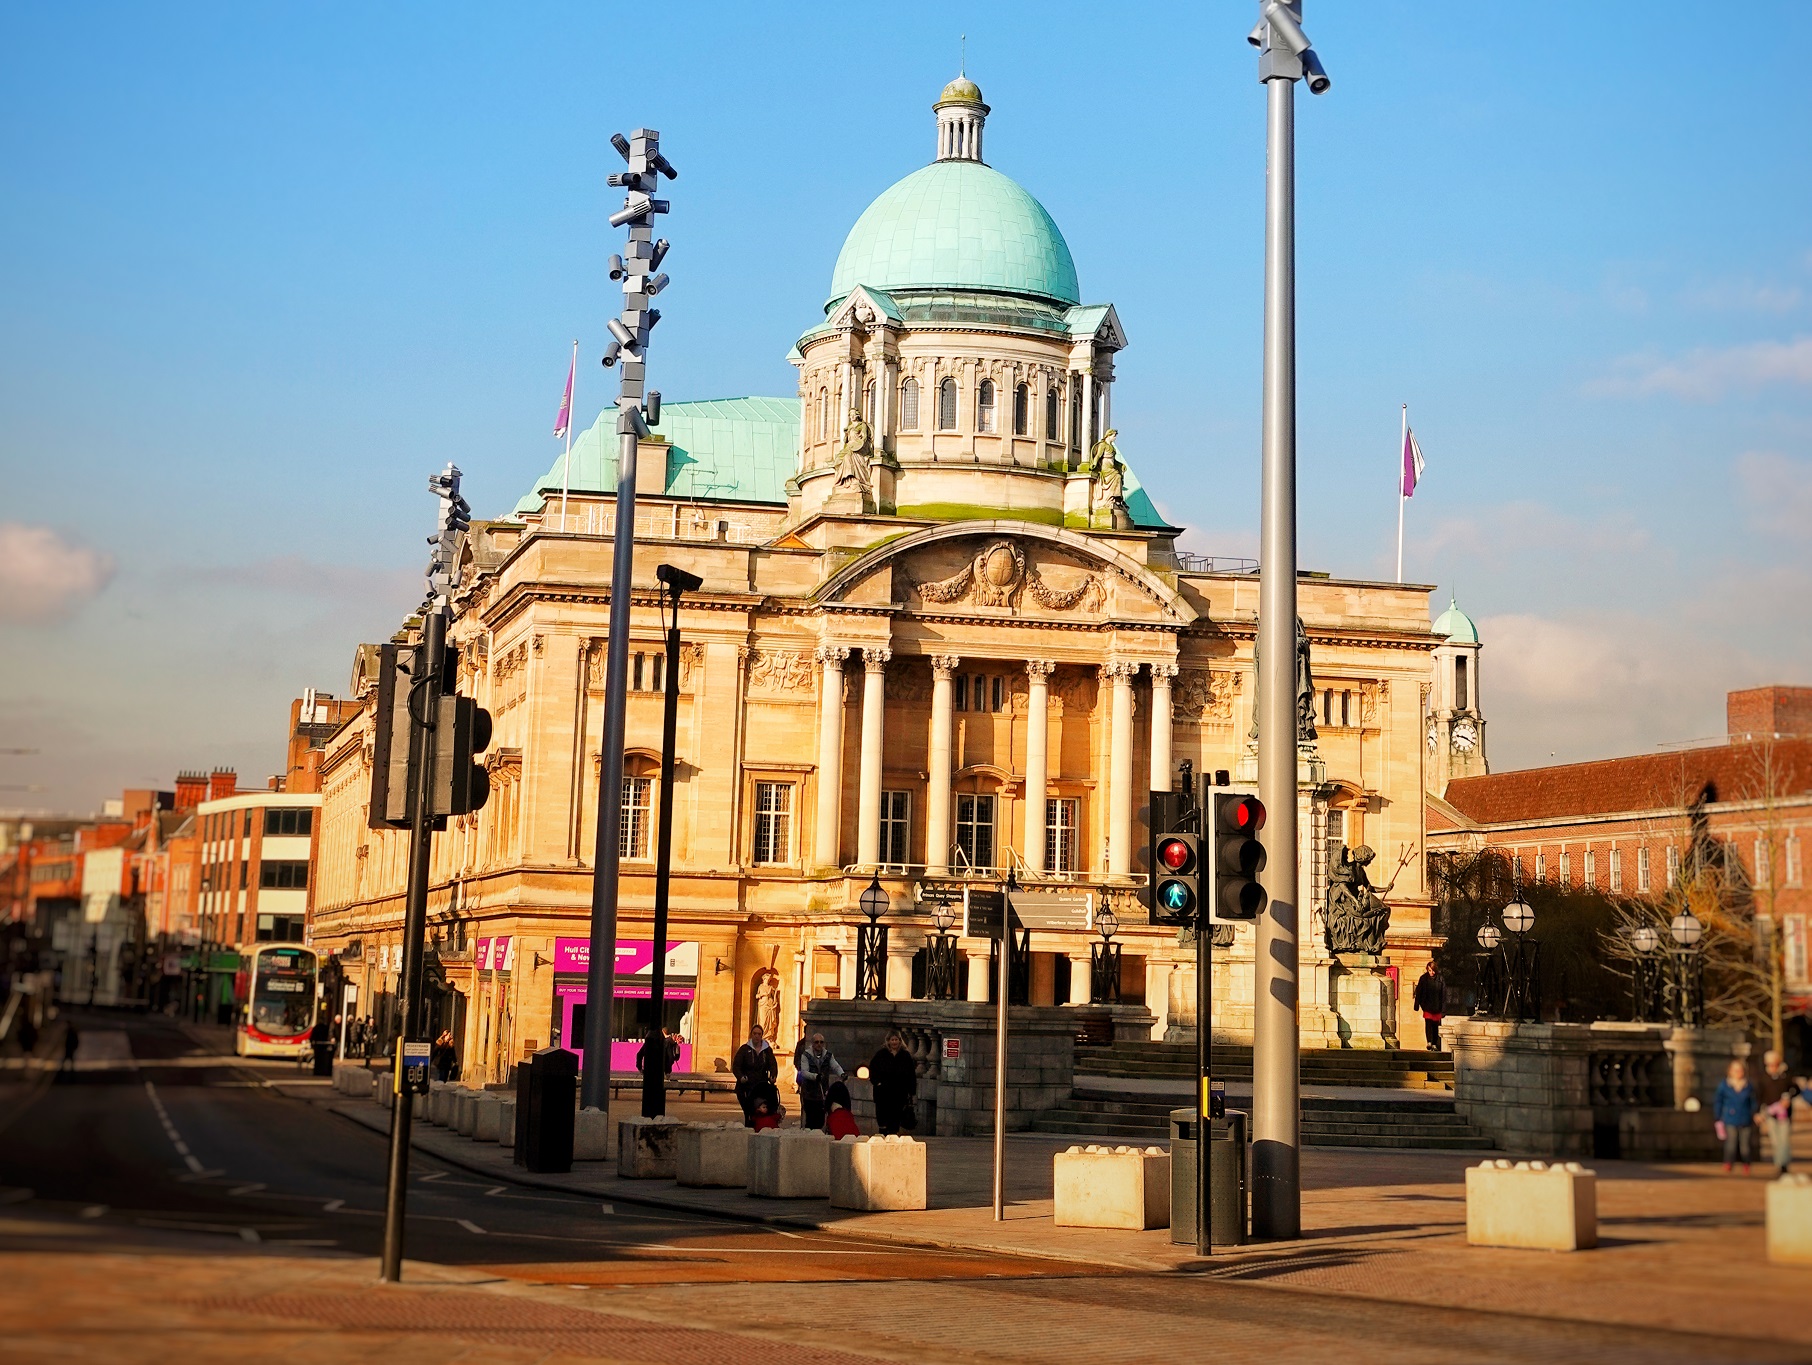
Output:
[2,2,1809,811]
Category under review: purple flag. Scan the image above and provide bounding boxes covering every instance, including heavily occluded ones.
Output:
[1401,427,1426,498]
[553,352,575,439]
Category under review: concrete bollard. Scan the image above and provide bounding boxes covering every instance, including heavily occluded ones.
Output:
[376,1079,393,1110]
[471,1093,506,1142]
[615,1115,679,1175]
[496,1097,516,1149]
[748,1129,833,1199]
[675,1123,751,1188]
[428,1083,457,1127]
[1465,1159,1597,1251]
[829,1135,927,1212]
[1054,1145,1171,1230]
[452,1090,482,1137]
[571,1108,614,1162]
[1767,1173,1812,1264]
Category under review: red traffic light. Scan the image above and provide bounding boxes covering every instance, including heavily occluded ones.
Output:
[1224,795,1265,832]
[1157,837,1194,872]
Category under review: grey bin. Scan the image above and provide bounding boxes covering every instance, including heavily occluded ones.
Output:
[1169,1107,1248,1247]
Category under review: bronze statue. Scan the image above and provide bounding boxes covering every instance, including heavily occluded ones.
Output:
[1323,844,1399,956]
[1246,615,1319,747]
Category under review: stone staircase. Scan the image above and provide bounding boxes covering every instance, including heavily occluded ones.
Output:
[1076,1040,1456,1092]
[1029,1086,1495,1151]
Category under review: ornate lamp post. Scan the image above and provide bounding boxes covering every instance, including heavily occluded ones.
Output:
[919,882,960,1002]
[1628,924,1660,1023]
[1474,921,1503,1017]
[1501,899,1539,1023]
[1668,910,1704,1028]
[1090,903,1122,1004]
[855,875,889,1001]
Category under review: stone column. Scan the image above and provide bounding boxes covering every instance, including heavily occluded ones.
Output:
[926,655,960,875]
[1022,660,1055,873]
[886,941,916,1002]
[1080,369,1095,462]
[1068,952,1093,1005]
[965,947,991,1002]
[1105,662,1137,876]
[813,645,849,871]
[837,949,857,1002]
[1149,662,1177,792]
[855,646,890,869]
[1146,960,1173,1035]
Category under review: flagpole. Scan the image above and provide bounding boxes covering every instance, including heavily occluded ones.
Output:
[559,338,578,530]
[1395,403,1407,583]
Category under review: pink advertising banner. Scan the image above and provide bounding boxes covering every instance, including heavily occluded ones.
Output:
[553,938,695,976]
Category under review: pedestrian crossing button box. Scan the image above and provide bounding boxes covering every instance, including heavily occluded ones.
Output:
[399,1039,432,1096]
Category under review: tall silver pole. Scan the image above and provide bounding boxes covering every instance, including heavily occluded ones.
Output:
[1252,2,1315,1241]
[581,128,676,1113]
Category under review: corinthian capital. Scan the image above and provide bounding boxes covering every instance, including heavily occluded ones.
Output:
[863,646,893,673]
[1099,660,1138,683]
[815,644,850,666]
[1025,659,1056,681]
[930,654,962,679]
[1149,662,1180,682]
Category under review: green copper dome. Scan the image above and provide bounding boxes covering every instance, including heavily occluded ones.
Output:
[1432,598,1480,645]
[828,160,1080,310]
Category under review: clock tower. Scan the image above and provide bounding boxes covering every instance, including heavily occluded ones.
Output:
[1428,597,1487,794]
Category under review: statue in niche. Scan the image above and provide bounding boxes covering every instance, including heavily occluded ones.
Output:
[1088,428,1125,501]
[1246,616,1319,748]
[1323,845,1401,957]
[833,410,873,495]
[751,968,781,1043]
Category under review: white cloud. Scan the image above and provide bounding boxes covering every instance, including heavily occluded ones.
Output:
[1737,451,1812,539]
[1420,500,1649,568]
[0,523,116,624]
[1587,335,1812,401]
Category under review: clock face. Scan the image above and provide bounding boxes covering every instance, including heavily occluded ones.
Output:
[1452,719,1478,753]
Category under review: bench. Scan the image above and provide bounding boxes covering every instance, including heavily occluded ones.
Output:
[606,1072,733,1102]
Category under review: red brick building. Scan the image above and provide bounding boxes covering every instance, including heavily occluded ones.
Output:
[1429,686,1812,1008]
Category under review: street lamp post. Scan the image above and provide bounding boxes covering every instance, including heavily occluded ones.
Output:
[1668,911,1704,1028]
[921,884,959,1002]
[1090,903,1122,1005]
[1249,0,1330,1242]
[1628,925,1660,1023]
[1474,922,1503,1017]
[1502,899,1539,1023]
[856,876,889,1002]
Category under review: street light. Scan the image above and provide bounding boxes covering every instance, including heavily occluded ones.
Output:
[1501,901,1539,1023]
[921,884,960,1002]
[1503,901,1534,934]
[1090,902,1122,1005]
[1473,922,1504,1017]
[1669,912,1702,948]
[1628,924,1661,1023]
[855,875,889,1001]
[1668,911,1705,1027]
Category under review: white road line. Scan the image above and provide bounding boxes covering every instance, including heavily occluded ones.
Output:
[79,1205,106,1219]
[144,1082,207,1175]
[239,1227,261,1244]
[600,1203,614,1215]
[229,1183,267,1196]
[322,1198,345,1213]
[456,1218,486,1235]
[419,1171,448,1183]
[485,1186,506,1196]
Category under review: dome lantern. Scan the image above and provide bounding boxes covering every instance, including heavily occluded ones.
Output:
[935,75,989,163]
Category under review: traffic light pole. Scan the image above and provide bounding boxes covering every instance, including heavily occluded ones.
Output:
[380,604,444,1283]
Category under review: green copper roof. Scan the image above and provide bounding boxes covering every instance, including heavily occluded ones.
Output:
[828,160,1080,310]
[1432,598,1480,644]
[515,396,798,514]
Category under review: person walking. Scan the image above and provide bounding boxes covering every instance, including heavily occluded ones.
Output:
[867,1029,918,1136]
[430,1029,459,1084]
[1756,1050,1801,1175]
[1714,1059,1760,1175]
[1412,963,1446,1052]
[794,1032,844,1131]
[636,1027,681,1077]
[732,1024,778,1127]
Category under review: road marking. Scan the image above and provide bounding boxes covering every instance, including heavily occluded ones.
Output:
[229,1182,267,1196]
[600,1203,614,1215]
[322,1198,345,1213]
[177,1169,225,1182]
[79,1205,106,1219]
[144,1081,206,1173]
[420,1171,448,1183]
[485,1186,506,1196]
[456,1219,486,1235]
[239,1227,261,1244]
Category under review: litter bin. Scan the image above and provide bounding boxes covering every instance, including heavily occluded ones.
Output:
[310,1043,334,1077]
[514,1047,577,1173]
[1169,1106,1248,1247]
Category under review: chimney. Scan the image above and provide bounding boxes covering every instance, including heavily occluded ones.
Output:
[208,767,238,801]
[174,771,207,813]
[1728,686,1812,742]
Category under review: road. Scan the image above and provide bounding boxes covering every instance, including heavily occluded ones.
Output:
[3,1009,1805,1364]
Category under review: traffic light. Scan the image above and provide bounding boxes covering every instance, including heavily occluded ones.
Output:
[368,642,419,830]
[432,693,493,817]
[1153,832,1199,923]
[1210,792,1268,920]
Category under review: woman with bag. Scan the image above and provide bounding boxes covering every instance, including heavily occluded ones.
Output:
[1713,1059,1760,1175]
[867,1029,918,1136]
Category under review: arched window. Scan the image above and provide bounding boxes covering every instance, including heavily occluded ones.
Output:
[817,388,829,442]
[937,377,958,430]
[1013,384,1029,435]
[1045,385,1060,441]
[977,379,996,433]
[900,378,920,429]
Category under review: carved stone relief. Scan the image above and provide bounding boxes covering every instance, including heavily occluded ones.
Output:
[884,658,932,703]
[1052,668,1098,714]
[1172,668,1242,724]
[746,649,816,696]
[908,537,1102,615]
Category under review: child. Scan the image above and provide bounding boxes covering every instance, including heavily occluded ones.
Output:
[825,1080,860,1139]
[1713,1059,1760,1174]
[751,1097,782,1131]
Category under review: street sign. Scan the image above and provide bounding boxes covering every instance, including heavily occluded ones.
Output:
[1007,890,1093,932]
[400,1039,432,1096]
[962,889,1009,939]
[944,1037,962,1060]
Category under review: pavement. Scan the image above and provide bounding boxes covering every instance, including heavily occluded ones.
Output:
[5,1008,1812,1364]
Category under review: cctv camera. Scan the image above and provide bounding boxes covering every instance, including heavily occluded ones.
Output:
[1262,1,1311,55]
[1302,49,1332,94]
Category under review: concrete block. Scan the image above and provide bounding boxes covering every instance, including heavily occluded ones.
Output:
[568,1108,612,1162]
[675,1123,751,1188]
[496,1098,516,1148]
[1465,1160,1597,1251]
[452,1090,480,1136]
[748,1129,832,1198]
[830,1135,927,1211]
[428,1084,457,1126]
[375,1079,393,1110]
[616,1115,680,1176]
[1767,1175,1812,1265]
[471,1093,506,1142]
[1053,1145,1171,1231]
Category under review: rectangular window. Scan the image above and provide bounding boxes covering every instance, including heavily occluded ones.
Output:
[990,676,1004,712]
[1666,845,1680,887]
[1327,809,1345,858]
[954,675,968,712]
[1638,845,1651,892]
[880,790,910,867]
[1789,835,1803,887]
[239,860,249,890]
[1559,851,1570,883]
[1535,853,1546,881]
[937,378,958,430]
[1787,915,1808,986]
[1755,837,1771,884]
[1584,849,1596,886]
[620,777,652,859]
[1045,798,1078,874]
[752,782,793,865]
[955,794,995,870]
[1045,387,1060,442]
[632,653,645,691]
[900,379,920,430]
[1610,846,1623,892]
[258,860,310,890]
[263,808,313,837]
[1455,656,1470,711]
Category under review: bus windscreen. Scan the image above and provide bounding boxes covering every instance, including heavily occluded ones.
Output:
[251,951,315,1036]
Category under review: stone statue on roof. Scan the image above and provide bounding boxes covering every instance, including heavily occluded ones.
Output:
[1088,428,1124,502]
[833,409,873,495]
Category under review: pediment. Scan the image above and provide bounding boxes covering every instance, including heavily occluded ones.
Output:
[827,285,903,331]
[813,521,1196,626]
